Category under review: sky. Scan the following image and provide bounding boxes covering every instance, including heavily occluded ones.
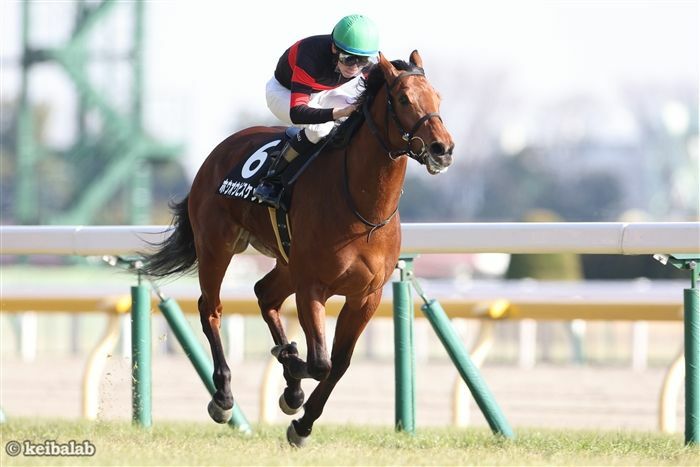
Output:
[1,0,698,177]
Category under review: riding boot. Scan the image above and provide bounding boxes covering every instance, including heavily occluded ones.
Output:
[252,142,298,208]
[254,129,318,208]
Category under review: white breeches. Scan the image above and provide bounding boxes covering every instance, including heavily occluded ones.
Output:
[265,76,363,143]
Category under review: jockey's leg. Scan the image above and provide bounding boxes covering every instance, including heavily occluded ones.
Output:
[253,130,316,208]
[265,77,294,124]
[255,75,360,209]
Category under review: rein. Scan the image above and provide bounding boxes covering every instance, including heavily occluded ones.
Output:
[345,67,441,241]
[342,146,399,241]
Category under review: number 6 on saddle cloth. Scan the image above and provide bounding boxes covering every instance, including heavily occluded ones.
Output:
[218,126,335,212]
[217,125,346,261]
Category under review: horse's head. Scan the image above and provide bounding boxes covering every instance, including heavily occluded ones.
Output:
[373,50,454,174]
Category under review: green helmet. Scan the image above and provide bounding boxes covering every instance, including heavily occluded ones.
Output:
[331,14,379,56]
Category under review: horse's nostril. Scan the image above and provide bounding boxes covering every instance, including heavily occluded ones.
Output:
[429,142,446,156]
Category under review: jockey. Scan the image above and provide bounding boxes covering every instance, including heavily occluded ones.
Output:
[253,14,380,208]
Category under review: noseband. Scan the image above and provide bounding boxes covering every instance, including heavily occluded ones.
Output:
[362,68,443,164]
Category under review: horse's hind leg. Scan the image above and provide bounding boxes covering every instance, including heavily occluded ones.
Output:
[255,264,305,414]
[195,233,237,423]
[287,290,381,447]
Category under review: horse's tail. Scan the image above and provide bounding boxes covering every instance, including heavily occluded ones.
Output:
[141,196,198,277]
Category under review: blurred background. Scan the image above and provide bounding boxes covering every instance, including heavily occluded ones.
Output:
[1,0,697,226]
[0,0,698,431]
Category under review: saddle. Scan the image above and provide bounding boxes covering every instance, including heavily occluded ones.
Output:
[217,126,336,262]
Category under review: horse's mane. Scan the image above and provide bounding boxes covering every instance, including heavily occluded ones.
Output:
[331,59,415,148]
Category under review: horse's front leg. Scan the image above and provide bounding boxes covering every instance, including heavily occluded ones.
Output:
[295,286,332,382]
[287,290,381,446]
[255,264,305,414]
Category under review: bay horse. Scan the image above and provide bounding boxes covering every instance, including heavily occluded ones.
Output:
[142,51,454,446]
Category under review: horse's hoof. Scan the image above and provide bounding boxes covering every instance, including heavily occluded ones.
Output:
[286,421,308,448]
[279,394,301,415]
[207,399,233,424]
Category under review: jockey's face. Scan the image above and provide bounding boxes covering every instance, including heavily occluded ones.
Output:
[332,44,369,79]
[337,60,364,78]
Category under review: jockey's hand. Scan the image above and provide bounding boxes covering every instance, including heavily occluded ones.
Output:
[332,104,357,120]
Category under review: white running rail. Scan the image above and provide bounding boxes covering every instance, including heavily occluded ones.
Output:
[1,222,698,256]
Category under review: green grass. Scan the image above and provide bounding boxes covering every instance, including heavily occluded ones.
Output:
[1,419,698,466]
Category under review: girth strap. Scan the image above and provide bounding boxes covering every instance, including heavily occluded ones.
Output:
[267,207,292,263]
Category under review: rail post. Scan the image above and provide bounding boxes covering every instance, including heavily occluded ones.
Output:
[393,256,416,433]
[420,298,514,438]
[405,256,514,439]
[130,267,152,428]
[656,254,699,445]
[156,293,251,434]
[684,272,699,445]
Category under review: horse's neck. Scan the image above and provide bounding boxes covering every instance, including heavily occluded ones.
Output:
[345,101,408,222]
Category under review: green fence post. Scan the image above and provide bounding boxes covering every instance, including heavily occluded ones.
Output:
[655,254,699,445]
[684,281,699,445]
[158,296,251,434]
[421,299,514,438]
[393,256,416,433]
[131,275,152,428]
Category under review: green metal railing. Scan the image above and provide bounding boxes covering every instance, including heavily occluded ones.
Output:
[121,251,699,446]
[18,1,180,225]
[112,257,251,433]
[393,267,416,432]
[392,255,514,438]
[157,295,251,432]
[656,254,699,445]
[130,280,151,427]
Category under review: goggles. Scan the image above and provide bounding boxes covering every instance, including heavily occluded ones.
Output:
[338,52,371,67]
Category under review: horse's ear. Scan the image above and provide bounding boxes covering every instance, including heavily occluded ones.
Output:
[409,50,423,68]
[377,52,399,82]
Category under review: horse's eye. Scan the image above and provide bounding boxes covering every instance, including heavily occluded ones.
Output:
[399,94,409,105]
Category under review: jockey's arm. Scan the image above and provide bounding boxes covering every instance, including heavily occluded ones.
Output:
[289,91,355,124]
[289,91,334,124]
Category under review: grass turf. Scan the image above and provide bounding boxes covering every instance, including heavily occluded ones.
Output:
[1,418,699,466]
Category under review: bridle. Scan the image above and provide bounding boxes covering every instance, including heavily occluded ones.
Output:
[346,67,443,240]
[342,146,399,240]
[362,68,443,164]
